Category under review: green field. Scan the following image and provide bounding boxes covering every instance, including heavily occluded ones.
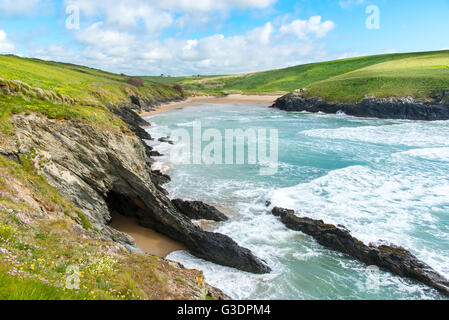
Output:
[151,50,449,103]
[0,54,182,127]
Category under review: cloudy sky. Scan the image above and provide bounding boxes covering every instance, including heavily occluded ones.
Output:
[0,0,448,75]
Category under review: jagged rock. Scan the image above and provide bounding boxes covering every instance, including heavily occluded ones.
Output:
[158,136,174,145]
[172,199,229,222]
[151,170,171,185]
[107,104,152,141]
[149,150,162,157]
[8,112,270,275]
[271,207,449,296]
[272,92,449,120]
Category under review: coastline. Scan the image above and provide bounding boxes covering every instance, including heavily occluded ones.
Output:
[140,94,282,116]
[111,94,282,261]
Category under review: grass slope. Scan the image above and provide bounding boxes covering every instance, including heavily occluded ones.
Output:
[152,50,449,103]
[0,54,182,126]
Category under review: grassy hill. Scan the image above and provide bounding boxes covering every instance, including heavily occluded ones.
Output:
[151,50,449,103]
[0,54,182,128]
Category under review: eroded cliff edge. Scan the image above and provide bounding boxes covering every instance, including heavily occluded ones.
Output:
[272,92,449,120]
[2,106,269,275]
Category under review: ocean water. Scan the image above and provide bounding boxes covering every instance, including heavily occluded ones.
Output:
[145,101,449,300]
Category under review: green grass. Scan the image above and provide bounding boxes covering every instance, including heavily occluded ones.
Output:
[306,52,449,102]
[0,55,181,104]
[0,54,183,128]
[152,50,449,102]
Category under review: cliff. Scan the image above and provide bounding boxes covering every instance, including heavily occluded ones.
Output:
[272,92,449,120]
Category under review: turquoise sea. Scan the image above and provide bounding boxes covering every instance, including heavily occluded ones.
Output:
[145,101,449,300]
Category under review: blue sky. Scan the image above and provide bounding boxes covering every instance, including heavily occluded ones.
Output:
[0,0,448,75]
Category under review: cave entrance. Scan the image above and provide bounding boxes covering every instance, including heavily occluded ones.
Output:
[105,191,186,257]
[105,191,141,220]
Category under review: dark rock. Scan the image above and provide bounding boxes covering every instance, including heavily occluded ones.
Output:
[107,103,152,140]
[151,170,171,185]
[272,93,449,121]
[272,207,294,217]
[107,104,157,166]
[149,150,162,157]
[0,151,21,164]
[158,136,174,145]
[106,191,269,274]
[271,207,449,296]
[172,199,229,222]
[12,110,271,275]
[188,230,270,274]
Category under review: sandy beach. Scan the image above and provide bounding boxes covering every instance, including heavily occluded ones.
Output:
[110,213,186,257]
[140,94,283,116]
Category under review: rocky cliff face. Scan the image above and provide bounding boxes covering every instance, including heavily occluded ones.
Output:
[5,108,270,274]
[272,93,449,120]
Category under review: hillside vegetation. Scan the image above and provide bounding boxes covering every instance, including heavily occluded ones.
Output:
[147,50,449,103]
[0,54,182,128]
[0,55,213,300]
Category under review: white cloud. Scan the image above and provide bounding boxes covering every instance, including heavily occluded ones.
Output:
[31,44,75,62]
[54,16,333,75]
[64,0,275,32]
[75,22,135,48]
[247,22,274,45]
[0,30,14,53]
[65,0,174,32]
[15,1,336,76]
[280,16,336,40]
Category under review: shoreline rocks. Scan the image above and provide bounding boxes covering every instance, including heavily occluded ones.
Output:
[172,199,229,222]
[271,207,449,296]
[272,93,449,120]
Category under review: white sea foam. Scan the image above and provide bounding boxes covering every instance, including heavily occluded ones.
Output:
[147,104,449,300]
[396,147,449,162]
[301,121,449,147]
[269,164,449,277]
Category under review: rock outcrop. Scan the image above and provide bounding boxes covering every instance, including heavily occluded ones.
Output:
[271,207,449,296]
[6,108,270,274]
[272,93,449,120]
[124,86,184,112]
[172,199,229,222]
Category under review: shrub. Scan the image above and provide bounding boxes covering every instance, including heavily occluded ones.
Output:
[126,77,144,87]
[173,84,184,97]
